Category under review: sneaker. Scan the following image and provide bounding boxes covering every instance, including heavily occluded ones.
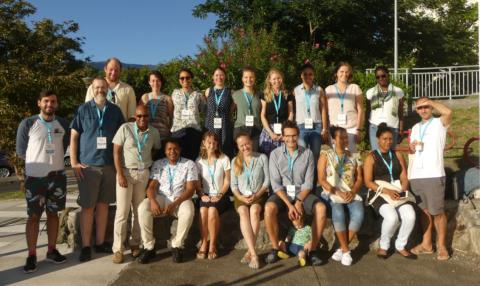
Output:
[265,249,279,264]
[309,252,323,266]
[277,250,290,260]
[341,251,353,266]
[331,248,343,262]
[137,249,156,264]
[130,246,141,258]
[79,247,92,262]
[23,255,37,273]
[112,251,124,264]
[298,257,307,267]
[172,247,183,263]
[46,249,67,264]
[94,242,113,254]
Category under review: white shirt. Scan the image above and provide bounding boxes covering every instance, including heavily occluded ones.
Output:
[409,117,446,179]
[293,84,324,124]
[150,157,198,200]
[196,155,231,195]
[366,84,404,128]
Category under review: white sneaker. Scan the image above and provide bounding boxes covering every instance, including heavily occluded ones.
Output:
[341,251,353,266]
[331,249,343,261]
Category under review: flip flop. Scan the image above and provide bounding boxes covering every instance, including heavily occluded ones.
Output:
[208,251,218,260]
[436,248,450,261]
[248,255,260,269]
[196,251,207,259]
[410,245,434,255]
[240,252,251,264]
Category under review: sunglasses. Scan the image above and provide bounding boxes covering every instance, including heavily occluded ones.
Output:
[376,74,387,79]
[302,72,314,76]
[179,76,191,81]
[416,105,431,110]
[136,114,149,118]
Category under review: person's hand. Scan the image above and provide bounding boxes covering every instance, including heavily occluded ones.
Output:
[303,241,312,254]
[150,199,162,217]
[200,195,210,203]
[72,162,87,181]
[343,191,355,203]
[164,201,178,215]
[117,173,128,188]
[288,204,300,221]
[409,140,418,153]
[321,130,329,143]
[242,194,253,205]
[294,200,304,218]
[210,194,222,203]
[384,188,400,200]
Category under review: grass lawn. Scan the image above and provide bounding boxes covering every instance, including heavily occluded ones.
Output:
[0,189,24,200]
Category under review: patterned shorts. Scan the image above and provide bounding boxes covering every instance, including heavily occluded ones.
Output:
[25,171,67,217]
[259,125,284,155]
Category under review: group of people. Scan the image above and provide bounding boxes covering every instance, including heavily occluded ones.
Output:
[16,57,452,274]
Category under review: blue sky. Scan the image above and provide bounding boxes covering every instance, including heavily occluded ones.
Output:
[28,0,217,65]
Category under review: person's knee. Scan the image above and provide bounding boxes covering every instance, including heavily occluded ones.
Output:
[384,213,399,226]
[264,202,277,217]
[314,202,327,219]
[208,207,219,218]
[28,213,41,224]
[237,206,248,217]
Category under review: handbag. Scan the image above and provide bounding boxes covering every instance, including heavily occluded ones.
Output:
[368,180,416,207]
[325,150,362,204]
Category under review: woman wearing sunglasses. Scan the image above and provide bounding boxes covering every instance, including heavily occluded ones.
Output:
[170,68,205,160]
[365,66,405,150]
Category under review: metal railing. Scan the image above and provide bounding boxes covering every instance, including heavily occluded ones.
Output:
[366,65,480,99]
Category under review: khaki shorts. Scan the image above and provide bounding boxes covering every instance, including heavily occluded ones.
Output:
[77,166,116,208]
[410,177,446,215]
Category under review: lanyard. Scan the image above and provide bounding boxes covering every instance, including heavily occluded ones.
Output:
[376,149,394,182]
[95,105,107,136]
[334,151,347,177]
[243,158,255,187]
[148,94,159,120]
[167,161,179,193]
[285,148,298,178]
[183,91,190,109]
[272,92,282,123]
[419,118,434,142]
[133,123,149,161]
[38,115,54,143]
[214,88,225,115]
[335,84,348,113]
[205,159,218,191]
[376,84,393,109]
[304,87,314,116]
[107,89,116,103]
[242,90,253,115]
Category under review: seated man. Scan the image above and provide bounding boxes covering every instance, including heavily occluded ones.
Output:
[265,120,327,266]
[137,138,197,264]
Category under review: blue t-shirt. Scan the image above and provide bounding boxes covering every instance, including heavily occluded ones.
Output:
[70,99,124,166]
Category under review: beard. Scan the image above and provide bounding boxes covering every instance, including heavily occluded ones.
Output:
[42,107,55,116]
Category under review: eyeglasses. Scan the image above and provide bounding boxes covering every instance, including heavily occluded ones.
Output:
[179,77,191,81]
[136,114,149,118]
[376,74,387,79]
[416,105,431,110]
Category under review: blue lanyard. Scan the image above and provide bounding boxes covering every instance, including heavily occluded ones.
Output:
[107,89,115,103]
[419,118,434,142]
[376,149,394,182]
[183,91,190,108]
[242,90,253,115]
[38,115,54,143]
[206,159,218,191]
[243,158,255,186]
[167,161,179,192]
[148,94,159,120]
[214,88,225,108]
[335,84,348,113]
[285,148,298,177]
[272,92,282,123]
[335,151,347,177]
[304,87,314,116]
[95,105,107,136]
[133,123,149,162]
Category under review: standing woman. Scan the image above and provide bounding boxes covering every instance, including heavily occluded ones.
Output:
[293,63,328,163]
[140,71,173,146]
[259,68,294,155]
[325,62,364,152]
[170,68,205,160]
[232,66,262,151]
[366,66,404,150]
[317,126,364,266]
[231,132,270,269]
[195,131,231,260]
[204,67,234,157]
[364,123,416,259]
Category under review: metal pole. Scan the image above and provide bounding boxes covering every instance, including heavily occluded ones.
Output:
[394,0,398,79]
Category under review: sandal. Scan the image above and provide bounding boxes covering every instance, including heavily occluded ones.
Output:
[248,255,260,269]
[208,251,218,260]
[240,252,251,264]
[410,245,434,255]
[196,251,207,259]
[436,248,450,261]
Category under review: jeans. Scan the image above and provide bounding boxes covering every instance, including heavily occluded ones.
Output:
[369,124,399,151]
[379,203,416,250]
[322,192,364,232]
[298,123,322,166]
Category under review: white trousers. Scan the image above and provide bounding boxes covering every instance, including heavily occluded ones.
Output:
[379,203,416,250]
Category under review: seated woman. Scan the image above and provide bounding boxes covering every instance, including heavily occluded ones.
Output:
[364,123,416,259]
[231,132,270,269]
[317,126,364,266]
[195,131,231,260]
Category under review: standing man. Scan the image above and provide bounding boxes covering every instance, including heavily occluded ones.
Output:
[111,105,161,263]
[137,138,197,264]
[16,90,70,273]
[409,97,452,261]
[366,66,405,150]
[71,77,125,262]
[264,120,327,266]
[85,57,136,121]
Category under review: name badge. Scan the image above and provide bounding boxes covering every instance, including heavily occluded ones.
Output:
[214,117,222,129]
[244,190,253,196]
[304,118,314,129]
[286,185,296,201]
[97,137,107,150]
[181,109,192,120]
[273,123,282,135]
[337,113,347,126]
[45,143,56,155]
[245,115,254,127]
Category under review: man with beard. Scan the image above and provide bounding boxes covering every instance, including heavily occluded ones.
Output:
[85,57,136,121]
[16,90,70,273]
[71,77,125,262]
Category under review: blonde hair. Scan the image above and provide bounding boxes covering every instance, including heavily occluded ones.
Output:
[263,68,288,103]
[233,132,251,176]
[199,131,222,160]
